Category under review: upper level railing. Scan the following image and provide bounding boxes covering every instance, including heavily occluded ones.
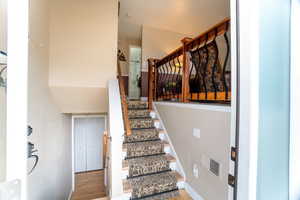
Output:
[148,18,231,106]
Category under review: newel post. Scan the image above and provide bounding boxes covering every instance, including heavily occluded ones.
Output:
[147,58,158,110]
[181,37,193,103]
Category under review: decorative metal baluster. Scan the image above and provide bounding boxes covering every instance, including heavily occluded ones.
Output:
[166,60,171,99]
[172,58,179,100]
[159,66,164,99]
[199,36,209,100]
[169,59,175,100]
[194,40,203,100]
[157,67,162,99]
[222,32,230,100]
[162,63,167,100]
[176,56,183,100]
[211,32,219,100]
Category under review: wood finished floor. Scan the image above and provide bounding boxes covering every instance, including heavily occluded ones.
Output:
[71,170,107,200]
[71,170,192,200]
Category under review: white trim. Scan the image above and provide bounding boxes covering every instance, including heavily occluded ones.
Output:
[236,0,260,199]
[184,183,205,200]
[290,0,300,199]
[6,0,29,199]
[71,114,107,192]
[228,0,238,199]
[152,103,186,180]
[154,101,231,113]
[108,79,124,198]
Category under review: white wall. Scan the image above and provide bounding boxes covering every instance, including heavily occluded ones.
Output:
[0,0,7,183]
[49,0,118,113]
[27,0,72,199]
[155,102,231,200]
[141,26,191,71]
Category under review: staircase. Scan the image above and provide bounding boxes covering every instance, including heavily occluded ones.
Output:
[122,100,184,200]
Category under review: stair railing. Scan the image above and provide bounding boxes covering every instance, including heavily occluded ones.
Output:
[148,18,231,105]
[117,60,132,136]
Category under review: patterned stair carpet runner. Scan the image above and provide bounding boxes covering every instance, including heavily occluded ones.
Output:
[124,101,179,200]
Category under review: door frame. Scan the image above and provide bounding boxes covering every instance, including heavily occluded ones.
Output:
[71,114,107,191]
[234,0,260,199]
[290,0,300,199]
[5,0,29,199]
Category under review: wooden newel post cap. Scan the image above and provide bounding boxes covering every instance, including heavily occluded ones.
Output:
[181,37,193,44]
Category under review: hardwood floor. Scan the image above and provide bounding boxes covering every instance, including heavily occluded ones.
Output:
[171,190,193,200]
[71,170,107,200]
[71,170,192,200]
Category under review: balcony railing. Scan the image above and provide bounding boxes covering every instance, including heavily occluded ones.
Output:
[148,18,231,108]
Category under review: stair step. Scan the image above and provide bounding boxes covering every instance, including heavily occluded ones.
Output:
[122,154,177,179]
[128,109,151,118]
[122,171,184,197]
[127,101,148,109]
[124,128,160,143]
[129,118,156,129]
[123,141,170,159]
[122,154,176,170]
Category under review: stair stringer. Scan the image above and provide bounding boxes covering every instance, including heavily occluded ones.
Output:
[151,103,187,182]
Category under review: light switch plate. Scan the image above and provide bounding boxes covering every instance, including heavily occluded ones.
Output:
[193,128,201,138]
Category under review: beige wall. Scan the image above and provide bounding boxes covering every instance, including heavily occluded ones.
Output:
[28,0,72,199]
[141,26,191,71]
[49,0,118,113]
[155,103,231,200]
[0,0,7,183]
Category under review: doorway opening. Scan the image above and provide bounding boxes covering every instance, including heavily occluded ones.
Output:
[128,46,141,99]
[71,115,107,200]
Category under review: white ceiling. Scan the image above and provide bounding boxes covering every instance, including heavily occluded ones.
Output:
[118,0,230,40]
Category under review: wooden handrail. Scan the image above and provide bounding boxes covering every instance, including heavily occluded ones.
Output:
[117,60,131,136]
[185,17,230,50]
[118,76,131,135]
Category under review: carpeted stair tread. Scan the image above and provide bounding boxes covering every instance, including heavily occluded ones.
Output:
[138,190,180,200]
[130,118,154,129]
[127,155,171,178]
[128,109,151,118]
[124,129,159,143]
[128,101,148,109]
[124,141,165,159]
[128,171,178,199]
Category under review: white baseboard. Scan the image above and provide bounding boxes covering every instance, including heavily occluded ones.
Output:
[185,183,205,200]
[67,188,73,200]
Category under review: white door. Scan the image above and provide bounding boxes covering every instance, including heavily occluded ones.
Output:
[74,117,105,173]
[86,117,104,171]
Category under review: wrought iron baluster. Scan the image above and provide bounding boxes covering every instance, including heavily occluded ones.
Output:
[211,31,219,100]
[222,32,230,100]
[169,59,175,100]
[157,67,162,99]
[200,36,209,100]
[161,64,167,100]
[166,58,172,99]
[194,40,203,100]
[172,58,178,100]
[176,56,182,100]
